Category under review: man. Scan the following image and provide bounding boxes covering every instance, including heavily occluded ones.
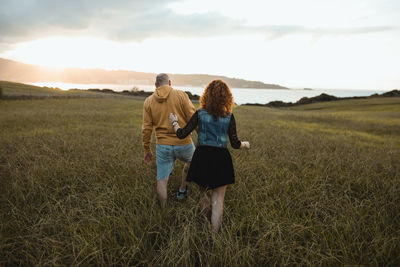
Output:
[142,73,196,207]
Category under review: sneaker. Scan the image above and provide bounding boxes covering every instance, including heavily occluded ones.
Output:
[176,186,188,200]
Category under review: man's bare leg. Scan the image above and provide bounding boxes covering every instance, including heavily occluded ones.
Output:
[179,162,190,191]
[211,185,227,231]
[156,177,169,208]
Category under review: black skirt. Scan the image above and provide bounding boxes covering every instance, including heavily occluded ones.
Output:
[186,146,235,189]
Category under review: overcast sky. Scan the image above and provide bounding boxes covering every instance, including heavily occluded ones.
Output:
[1,0,399,89]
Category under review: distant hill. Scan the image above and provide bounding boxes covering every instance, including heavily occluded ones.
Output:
[0,80,131,99]
[244,90,400,107]
[0,58,288,89]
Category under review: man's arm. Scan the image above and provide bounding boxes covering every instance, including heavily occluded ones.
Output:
[182,92,196,122]
[142,100,153,165]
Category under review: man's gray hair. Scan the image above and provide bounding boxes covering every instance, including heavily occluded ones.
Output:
[156,73,170,86]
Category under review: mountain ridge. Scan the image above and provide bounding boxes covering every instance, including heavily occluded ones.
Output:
[0,58,288,89]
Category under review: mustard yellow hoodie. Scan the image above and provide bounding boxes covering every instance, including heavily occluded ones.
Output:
[141,86,196,153]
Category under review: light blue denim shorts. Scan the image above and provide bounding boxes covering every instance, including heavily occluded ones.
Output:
[156,142,195,181]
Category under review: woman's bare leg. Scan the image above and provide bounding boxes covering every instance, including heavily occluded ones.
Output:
[199,187,211,218]
[211,185,227,231]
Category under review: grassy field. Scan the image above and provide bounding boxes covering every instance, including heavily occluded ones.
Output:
[1,92,399,265]
[0,80,131,98]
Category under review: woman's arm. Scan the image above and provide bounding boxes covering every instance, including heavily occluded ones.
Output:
[228,114,250,149]
[170,110,199,139]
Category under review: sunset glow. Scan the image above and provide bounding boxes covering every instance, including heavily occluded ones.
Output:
[1,0,399,89]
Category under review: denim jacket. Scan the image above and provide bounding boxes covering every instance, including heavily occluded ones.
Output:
[197,109,232,148]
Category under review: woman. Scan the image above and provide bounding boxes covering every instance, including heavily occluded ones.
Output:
[169,79,250,231]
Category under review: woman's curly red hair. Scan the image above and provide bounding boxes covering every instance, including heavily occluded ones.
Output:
[200,80,235,121]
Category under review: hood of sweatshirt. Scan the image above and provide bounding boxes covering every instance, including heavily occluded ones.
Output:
[154,86,173,103]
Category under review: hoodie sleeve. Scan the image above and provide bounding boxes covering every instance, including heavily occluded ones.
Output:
[141,98,153,154]
[182,92,196,122]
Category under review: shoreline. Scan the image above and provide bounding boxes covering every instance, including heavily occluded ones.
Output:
[243,90,400,107]
[1,80,397,107]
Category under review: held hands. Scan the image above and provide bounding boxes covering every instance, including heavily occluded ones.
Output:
[240,141,250,149]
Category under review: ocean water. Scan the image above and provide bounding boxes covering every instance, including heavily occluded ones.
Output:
[30,82,387,105]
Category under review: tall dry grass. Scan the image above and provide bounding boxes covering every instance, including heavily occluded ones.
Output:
[0,97,399,266]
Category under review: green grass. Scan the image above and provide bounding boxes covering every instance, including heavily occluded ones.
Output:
[1,95,399,266]
[0,80,128,98]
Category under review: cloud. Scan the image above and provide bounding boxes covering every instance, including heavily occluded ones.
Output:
[0,0,396,50]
